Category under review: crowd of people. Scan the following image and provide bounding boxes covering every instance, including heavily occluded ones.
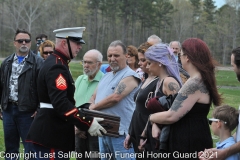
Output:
[0,27,240,160]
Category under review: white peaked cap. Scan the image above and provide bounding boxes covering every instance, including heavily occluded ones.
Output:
[53,27,86,44]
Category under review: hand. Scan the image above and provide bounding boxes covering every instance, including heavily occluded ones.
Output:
[89,104,96,110]
[31,111,37,118]
[123,134,131,149]
[75,127,87,139]
[88,117,107,136]
[138,139,147,152]
[152,123,161,139]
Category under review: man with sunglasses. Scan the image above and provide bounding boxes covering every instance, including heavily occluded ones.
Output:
[199,47,240,160]
[26,27,106,160]
[33,33,48,56]
[0,29,44,160]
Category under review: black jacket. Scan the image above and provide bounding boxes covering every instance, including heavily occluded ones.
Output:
[0,51,44,111]
[26,50,93,151]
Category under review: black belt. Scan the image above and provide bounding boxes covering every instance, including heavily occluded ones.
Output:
[8,100,18,106]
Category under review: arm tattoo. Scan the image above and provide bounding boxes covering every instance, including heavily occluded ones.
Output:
[170,93,187,111]
[116,82,126,94]
[170,77,209,112]
[168,82,180,93]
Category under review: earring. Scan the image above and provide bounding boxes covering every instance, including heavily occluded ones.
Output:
[159,64,162,67]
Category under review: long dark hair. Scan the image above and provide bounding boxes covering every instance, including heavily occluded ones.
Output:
[182,38,222,106]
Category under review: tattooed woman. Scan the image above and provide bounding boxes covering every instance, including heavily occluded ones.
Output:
[138,43,182,157]
[149,38,222,159]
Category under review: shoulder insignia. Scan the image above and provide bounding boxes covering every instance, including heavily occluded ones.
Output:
[55,74,67,90]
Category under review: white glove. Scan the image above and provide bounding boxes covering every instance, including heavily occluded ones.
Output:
[88,117,107,136]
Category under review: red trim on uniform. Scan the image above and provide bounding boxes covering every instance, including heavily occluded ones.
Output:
[55,74,67,90]
[73,111,92,127]
[50,148,55,160]
[65,108,78,116]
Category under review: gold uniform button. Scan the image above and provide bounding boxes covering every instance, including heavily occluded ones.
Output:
[89,121,91,123]
[77,114,79,117]
[58,58,60,60]
[83,117,85,119]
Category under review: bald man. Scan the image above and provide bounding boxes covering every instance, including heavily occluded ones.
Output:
[169,41,181,62]
[147,35,162,45]
[74,49,104,160]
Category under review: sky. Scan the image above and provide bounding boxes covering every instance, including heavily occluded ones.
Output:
[215,0,226,8]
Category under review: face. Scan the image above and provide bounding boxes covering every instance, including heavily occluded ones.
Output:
[210,120,219,136]
[138,52,148,73]
[68,40,82,58]
[170,42,181,55]
[43,46,54,60]
[231,54,240,81]
[180,50,187,69]
[83,53,100,76]
[146,59,160,76]
[107,46,126,72]
[14,33,31,55]
[126,53,136,66]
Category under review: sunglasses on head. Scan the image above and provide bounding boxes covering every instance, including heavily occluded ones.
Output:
[43,51,54,55]
[15,39,31,44]
[208,118,227,125]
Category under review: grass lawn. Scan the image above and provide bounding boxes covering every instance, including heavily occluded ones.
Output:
[0,61,240,159]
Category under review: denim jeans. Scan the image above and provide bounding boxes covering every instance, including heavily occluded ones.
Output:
[2,103,35,160]
[98,135,136,160]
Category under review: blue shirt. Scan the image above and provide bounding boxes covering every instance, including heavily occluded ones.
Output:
[100,64,110,74]
[216,137,238,160]
[95,66,140,135]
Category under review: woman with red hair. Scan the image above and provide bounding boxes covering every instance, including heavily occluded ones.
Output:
[148,38,222,158]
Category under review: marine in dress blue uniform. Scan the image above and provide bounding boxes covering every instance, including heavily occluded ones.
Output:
[26,27,106,160]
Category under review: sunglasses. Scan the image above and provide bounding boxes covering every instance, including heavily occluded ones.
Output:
[127,53,135,57]
[43,51,54,55]
[15,39,31,44]
[208,118,227,125]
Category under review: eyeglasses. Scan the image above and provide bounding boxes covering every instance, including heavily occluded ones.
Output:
[81,60,99,65]
[208,118,227,125]
[127,53,135,57]
[15,39,31,44]
[43,51,54,55]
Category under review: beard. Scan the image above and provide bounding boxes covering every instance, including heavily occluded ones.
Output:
[84,66,98,76]
[110,62,120,72]
[19,46,29,53]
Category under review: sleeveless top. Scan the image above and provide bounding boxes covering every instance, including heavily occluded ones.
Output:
[95,66,140,135]
[168,103,213,159]
[128,77,159,153]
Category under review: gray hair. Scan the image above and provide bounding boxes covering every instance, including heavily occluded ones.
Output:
[147,35,162,44]
[169,41,181,49]
[109,40,127,54]
[84,49,103,62]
